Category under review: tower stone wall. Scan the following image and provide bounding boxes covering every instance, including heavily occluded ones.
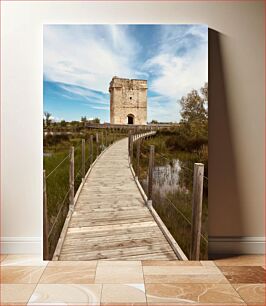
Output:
[109,77,147,125]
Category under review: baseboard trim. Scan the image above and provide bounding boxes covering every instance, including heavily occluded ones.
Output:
[209,236,265,255]
[0,237,42,254]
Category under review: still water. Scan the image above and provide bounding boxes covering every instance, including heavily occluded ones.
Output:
[139,155,208,260]
[142,159,191,196]
[43,152,53,157]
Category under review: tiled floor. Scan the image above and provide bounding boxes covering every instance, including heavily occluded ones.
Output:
[0,255,265,305]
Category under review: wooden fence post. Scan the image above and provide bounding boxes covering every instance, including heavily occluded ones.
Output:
[82,139,85,178]
[128,130,131,155]
[90,135,94,166]
[148,145,155,201]
[105,130,108,147]
[130,135,133,163]
[190,163,204,260]
[43,170,49,260]
[136,139,140,178]
[101,131,104,151]
[96,133,99,157]
[69,146,75,208]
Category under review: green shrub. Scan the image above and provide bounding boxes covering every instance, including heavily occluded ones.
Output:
[44,133,70,147]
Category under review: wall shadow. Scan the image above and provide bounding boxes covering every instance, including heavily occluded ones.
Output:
[208,29,244,257]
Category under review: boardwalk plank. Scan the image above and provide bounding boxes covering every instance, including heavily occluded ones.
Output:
[63,232,165,244]
[61,237,169,252]
[60,243,175,260]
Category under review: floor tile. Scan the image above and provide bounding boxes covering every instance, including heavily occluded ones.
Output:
[1,304,27,306]
[1,255,48,267]
[200,260,216,266]
[142,260,202,266]
[48,260,97,267]
[101,304,146,306]
[95,261,144,283]
[233,283,266,303]
[28,284,102,305]
[101,284,146,303]
[0,254,8,261]
[1,266,45,284]
[219,266,265,283]
[147,302,246,306]
[145,283,245,304]
[1,284,36,304]
[214,255,265,267]
[39,266,96,283]
[143,265,228,284]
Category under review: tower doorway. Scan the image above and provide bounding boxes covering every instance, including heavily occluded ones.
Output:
[127,114,134,125]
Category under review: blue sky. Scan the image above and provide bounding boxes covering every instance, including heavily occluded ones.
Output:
[44,24,207,123]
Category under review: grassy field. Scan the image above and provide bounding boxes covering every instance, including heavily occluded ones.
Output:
[43,129,128,259]
[132,132,208,259]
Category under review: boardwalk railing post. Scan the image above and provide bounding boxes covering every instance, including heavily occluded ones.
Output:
[130,134,133,163]
[82,139,85,178]
[96,132,99,157]
[136,139,140,179]
[101,131,104,151]
[190,163,204,260]
[148,145,155,202]
[128,130,131,157]
[43,170,49,260]
[90,135,94,166]
[69,146,75,209]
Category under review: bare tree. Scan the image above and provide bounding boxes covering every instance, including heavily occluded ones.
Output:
[44,112,52,126]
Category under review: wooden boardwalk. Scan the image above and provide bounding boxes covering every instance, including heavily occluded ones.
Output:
[58,138,178,260]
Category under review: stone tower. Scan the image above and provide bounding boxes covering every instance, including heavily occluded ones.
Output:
[109,76,147,125]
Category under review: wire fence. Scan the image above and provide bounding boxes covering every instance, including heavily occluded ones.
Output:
[130,132,208,260]
[43,128,128,259]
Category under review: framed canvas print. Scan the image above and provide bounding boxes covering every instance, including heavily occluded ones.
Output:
[2,1,265,305]
[43,24,208,261]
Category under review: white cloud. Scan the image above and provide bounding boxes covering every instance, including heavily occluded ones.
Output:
[144,25,208,101]
[148,96,178,123]
[44,25,139,93]
[145,46,207,100]
[91,105,109,110]
[59,84,109,105]
[49,116,64,122]
[144,25,208,121]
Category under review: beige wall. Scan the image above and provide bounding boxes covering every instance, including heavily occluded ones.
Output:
[1,1,264,254]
